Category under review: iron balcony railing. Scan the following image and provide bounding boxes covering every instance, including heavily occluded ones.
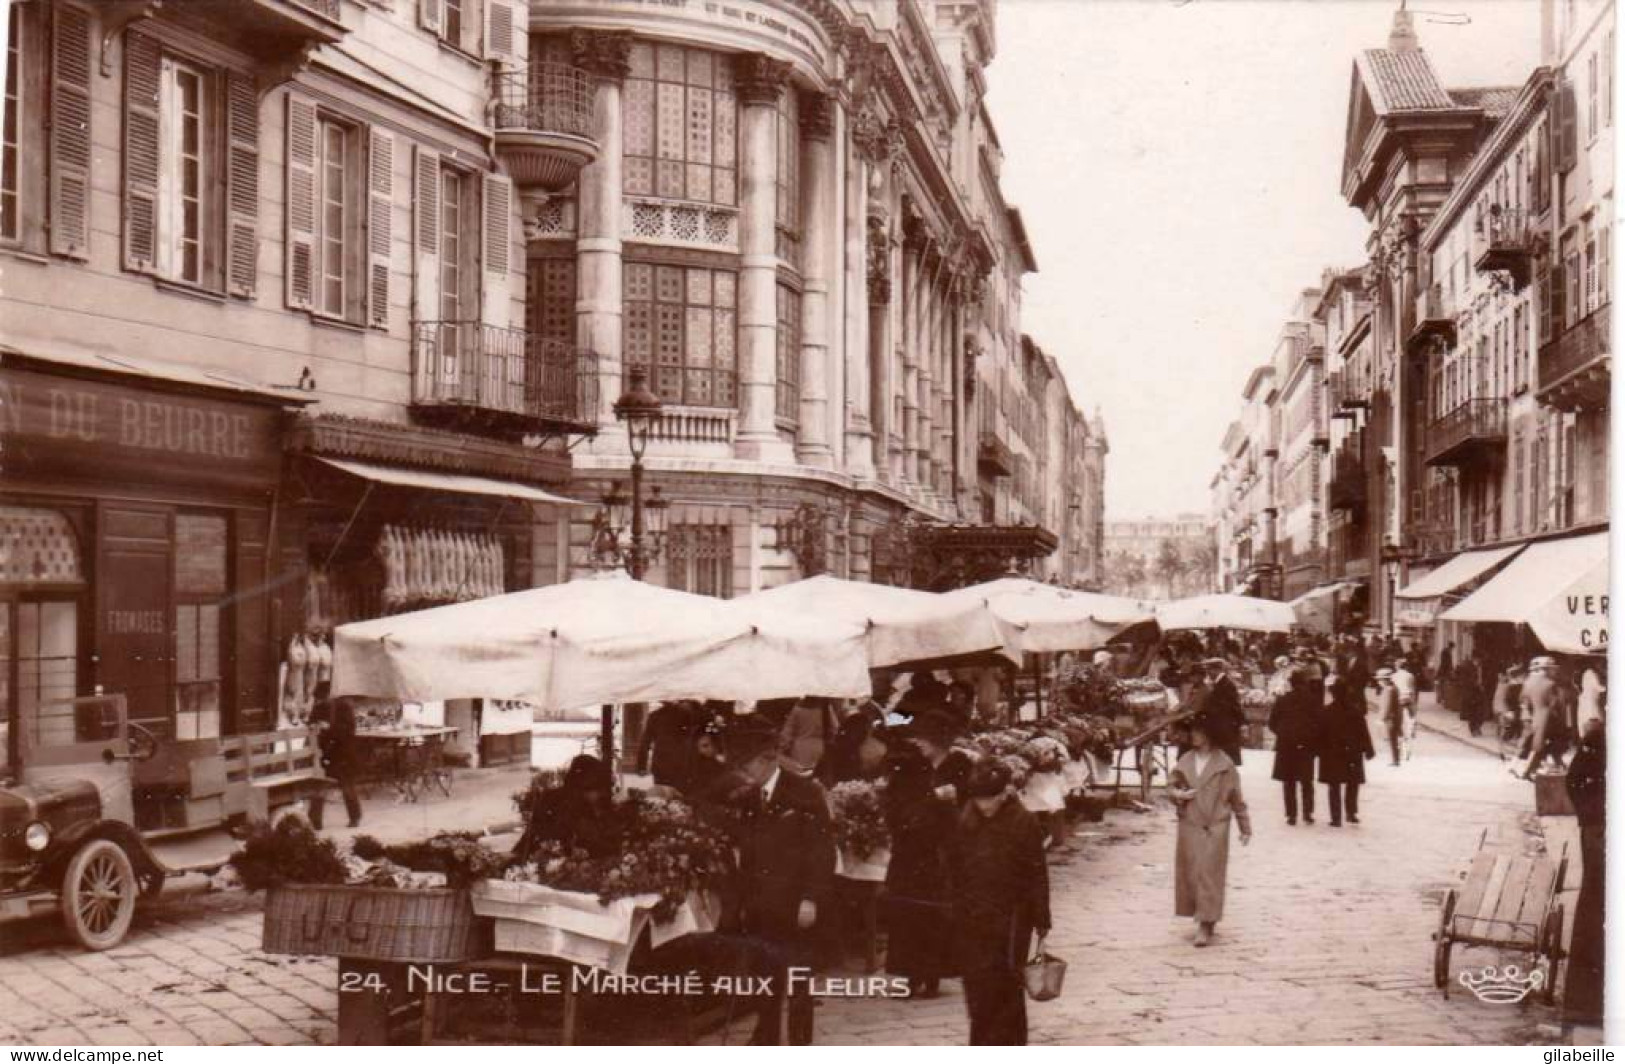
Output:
[492,65,595,139]
[289,0,341,18]
[411,322,599,429]
[1539,303,1611,391]
[1425,397,1507,465]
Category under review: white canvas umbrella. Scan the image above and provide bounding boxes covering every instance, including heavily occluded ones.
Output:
[945,577,1158,653]
[1155,592,1297,633]
[332,572,872,709]
[728,574,1010,668]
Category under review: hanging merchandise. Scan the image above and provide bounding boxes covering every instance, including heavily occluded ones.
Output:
[313,632,334,687]
[282,634,311,723]
[368,525,508,612]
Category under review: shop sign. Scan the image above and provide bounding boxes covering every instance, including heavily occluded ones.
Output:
[0,366,284,492]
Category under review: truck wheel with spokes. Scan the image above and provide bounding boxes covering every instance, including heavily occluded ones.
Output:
[60,839,137,951]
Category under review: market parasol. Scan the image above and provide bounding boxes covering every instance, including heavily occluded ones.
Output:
[727,574,1012,669]
[945,577,1159,653]
[1439,532,1609,655]
[331,571,873,709]
[1154,592,1296,633]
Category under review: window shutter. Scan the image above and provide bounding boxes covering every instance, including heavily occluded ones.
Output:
[485,0,517,64]
[1548,260,1566,338]
[284,94,318,310]
[413,144,441,321]
[225,73,260,298]
[418,0,443,33]
[480,171,512,327]
[48,2,93,260]
[1558,79,1579,173]
[367,127,394,329]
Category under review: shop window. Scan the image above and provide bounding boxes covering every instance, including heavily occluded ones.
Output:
[776,283,801,424]
[124,30,259,296]
[174,514,227,741]
[0,505,85,771]
[624,262,737,408]
[623,43,737,207]
[14,601,80,748]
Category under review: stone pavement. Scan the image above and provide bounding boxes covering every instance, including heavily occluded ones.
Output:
[0,721,1562,1046]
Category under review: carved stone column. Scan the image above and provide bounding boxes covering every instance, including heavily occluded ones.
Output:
[570,30,633,436]
[841,110,875,481]
[795,91,835,468]
[733,54,794,462]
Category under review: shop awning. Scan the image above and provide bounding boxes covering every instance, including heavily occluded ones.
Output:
[1441,532,1610,654]
[315,457,586,506]
[1395,545,1523,600]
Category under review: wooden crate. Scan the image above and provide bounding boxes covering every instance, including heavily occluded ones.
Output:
[263,885,486,963]
[1534,773,1576,817]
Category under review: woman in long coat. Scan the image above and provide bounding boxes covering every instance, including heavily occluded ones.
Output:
[882,747,957,998]
[1318,661,1375,827]
[1168,717,1251,947]
[1268,670,1321,825]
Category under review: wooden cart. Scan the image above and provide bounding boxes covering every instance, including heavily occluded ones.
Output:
[1432,832,1568,1003]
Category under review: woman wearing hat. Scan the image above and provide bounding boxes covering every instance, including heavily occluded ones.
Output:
[948,759,1051,1044]
[1167,717,1251,947]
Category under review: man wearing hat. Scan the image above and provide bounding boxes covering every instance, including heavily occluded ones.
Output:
[1374,668,1404,767]
[1519,656,1571,779]
[948,759,1051,1045]
[1192,659,1245,766]
[908,710,977,804]
[722,714,836,1044]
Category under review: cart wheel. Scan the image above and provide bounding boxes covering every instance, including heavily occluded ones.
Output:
[1540,904,1566,1006]
[1434,890,1457,994]
[60,838,137,951]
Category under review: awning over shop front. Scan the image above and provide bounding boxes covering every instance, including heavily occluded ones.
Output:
[1440,532,1610,654]
[315,456,586,506]
[1286,582,1361,635]
[1395,545,1523,600]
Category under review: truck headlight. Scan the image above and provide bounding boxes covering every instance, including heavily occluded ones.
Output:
[23,822,50,852]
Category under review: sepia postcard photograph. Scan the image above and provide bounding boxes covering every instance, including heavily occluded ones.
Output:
[0,0,1614,1050]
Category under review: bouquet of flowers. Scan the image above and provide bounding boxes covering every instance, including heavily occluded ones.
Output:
[229,817,349,891]
[505,792,735,922]
[997,753,1033,791]
[1055,665,1128,717]
[828,779,890,860]
[968,729,1030,763]
[350,832,507,889]
[1023,735,1070,774]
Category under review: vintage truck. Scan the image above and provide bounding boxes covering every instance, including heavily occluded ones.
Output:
[2,693,330,950]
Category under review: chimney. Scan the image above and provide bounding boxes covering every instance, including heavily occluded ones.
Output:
[1388,4,1419,52]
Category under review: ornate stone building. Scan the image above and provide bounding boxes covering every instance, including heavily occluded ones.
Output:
[528,0,1104,592]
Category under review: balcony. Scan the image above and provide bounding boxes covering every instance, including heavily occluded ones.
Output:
[978,432,1015,478]
[492,66,598,192]
[411,322,599,438]
[1328,449,1366,514]
[165,0,346,62]
[1409,284,1456,351]
[1425,398,1507,468]
[1472,206,1540,291]
[1538,304,1611,412]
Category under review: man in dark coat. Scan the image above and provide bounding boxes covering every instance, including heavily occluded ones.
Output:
[636,700,704,790]
[1319,660,1375,826]
[308,685,363,829]
[724,715,836,1044]
[1564,706,1605,1026]
[1197,659,1245,766]
[1268,670,1321,825]
[909,710,976,804]
[949,759,1051,1046]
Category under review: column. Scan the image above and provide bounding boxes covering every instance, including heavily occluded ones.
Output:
[795,91,835,468]
[901,232,924,490]
[733,54,794,462]
[843,110,879,481]
[869,209,896,483]
[570,30,633,445]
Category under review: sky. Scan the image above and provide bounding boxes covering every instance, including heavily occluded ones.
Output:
[984,0,1543,522]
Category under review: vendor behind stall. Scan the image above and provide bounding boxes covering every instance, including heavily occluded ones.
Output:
[513,755,618,859]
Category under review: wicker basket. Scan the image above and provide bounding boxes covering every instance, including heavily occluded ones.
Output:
[262,884,484,963]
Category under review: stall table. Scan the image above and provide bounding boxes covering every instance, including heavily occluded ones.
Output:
[356,725,458,803]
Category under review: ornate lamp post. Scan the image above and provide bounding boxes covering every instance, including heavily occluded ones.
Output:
[1379,538,1414,637]
[606,366,669,580]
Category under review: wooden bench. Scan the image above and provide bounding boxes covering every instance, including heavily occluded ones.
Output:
[1433,833,1568,1002]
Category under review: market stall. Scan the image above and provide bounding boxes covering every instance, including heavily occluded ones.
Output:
[946,577,1158,655]
[1155,593,1296,633]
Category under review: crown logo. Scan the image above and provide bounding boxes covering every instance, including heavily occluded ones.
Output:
[1458,965,1546,1004]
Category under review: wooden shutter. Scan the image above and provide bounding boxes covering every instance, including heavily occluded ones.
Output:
[1558,79,1579,173]
[480,171,511,327]
[367,127,394,329]
[1548,259,1566,339]
[225,73,260,298]
[48,2,93,260]
[284,94,318,310]
[418,0,444,33]
[413,144,441,321]
[486,0,517,64]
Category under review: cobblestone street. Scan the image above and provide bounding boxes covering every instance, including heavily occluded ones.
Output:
[0,714,1566,1046]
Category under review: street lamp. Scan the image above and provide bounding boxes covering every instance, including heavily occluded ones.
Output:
[1379,538,1413,637]
[610,366,665,580]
